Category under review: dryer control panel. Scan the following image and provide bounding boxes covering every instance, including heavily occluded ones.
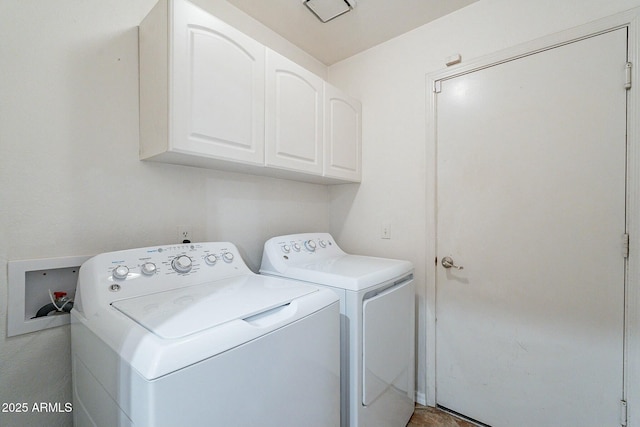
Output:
[266,233,344,261]
[75,242,251,312]
[260,232,348,275]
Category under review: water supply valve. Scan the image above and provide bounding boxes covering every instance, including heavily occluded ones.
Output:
[33,290,74,318]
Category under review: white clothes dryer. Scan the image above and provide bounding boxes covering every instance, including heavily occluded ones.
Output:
[71,242,340,427]
[260,233,415,427]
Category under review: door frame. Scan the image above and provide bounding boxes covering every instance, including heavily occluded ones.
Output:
[425,9,640,425]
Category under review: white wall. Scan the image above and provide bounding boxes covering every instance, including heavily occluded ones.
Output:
[6,0,640,425]
[327,0,640,406]
[0,1,328,426]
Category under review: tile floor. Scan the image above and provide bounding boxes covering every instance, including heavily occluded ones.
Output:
[407,405,477,427]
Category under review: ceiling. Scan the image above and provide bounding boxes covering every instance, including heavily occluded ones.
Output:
[226,0,478,65]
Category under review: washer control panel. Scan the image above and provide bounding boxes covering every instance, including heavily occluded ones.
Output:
[76,242,251,308]
[104,243,242,281]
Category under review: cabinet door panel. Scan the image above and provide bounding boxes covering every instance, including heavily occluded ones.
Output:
[173,0,265,164]
[324,84,361,181]
[189,28,253,148]
[265,49,323,174]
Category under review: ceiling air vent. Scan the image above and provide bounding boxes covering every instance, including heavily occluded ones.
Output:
[304,0,356,23]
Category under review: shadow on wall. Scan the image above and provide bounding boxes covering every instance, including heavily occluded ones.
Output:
[62,24,215,254]
[327,183,360,244]
[205,170,332,271]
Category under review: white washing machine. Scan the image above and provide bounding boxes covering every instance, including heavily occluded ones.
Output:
[260,233,415,427]
[71,242,340,427]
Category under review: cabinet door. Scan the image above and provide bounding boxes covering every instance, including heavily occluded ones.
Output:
[171,0,265,165]
[265,49,323,174]
[324,83,361,182]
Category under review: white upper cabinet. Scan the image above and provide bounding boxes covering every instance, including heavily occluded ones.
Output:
[324,83,362,182]
[139,0,361,184]
[265,49,324,175]
[140,0,265,166]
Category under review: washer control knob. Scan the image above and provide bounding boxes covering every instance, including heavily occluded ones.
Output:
[281,245,291,253]
[172,255,193,273]
[304,240,317,252]
[318,239,326,248]
[292,243,301,252]
[222,252,234,263]
[140,262,157,276]
[112,265,129,280]
[205,254,217,265]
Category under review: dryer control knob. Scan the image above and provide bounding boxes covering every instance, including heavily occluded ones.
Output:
[204,254,217,265]
[140,262,157,276]
[318,239,326,248]
[172,255,193,273]
[222,252,234,263]
[281,245,291,253]
[304,240,317,252]
[112,265,129,280]
[292,243,301,252]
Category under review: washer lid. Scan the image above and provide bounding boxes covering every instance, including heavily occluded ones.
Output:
[111,275,317,339]
[281,255,413,291]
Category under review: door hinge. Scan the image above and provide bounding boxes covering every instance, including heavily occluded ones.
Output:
[623,233,630,258]
[625,62,632,90]
[434,80,442,93]
[620,400,628,426]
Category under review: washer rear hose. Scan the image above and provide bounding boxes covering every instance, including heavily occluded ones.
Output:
[33,301,74,318]
[32,291,74,318]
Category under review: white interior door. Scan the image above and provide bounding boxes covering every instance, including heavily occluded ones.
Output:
[435,28,627,427]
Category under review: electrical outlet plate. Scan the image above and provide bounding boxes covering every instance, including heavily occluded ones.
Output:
[7,255,92,337]
[177,225,192,243]
[381,222,391,239]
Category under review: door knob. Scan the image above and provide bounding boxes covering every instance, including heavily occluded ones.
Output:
[442,256,464,270]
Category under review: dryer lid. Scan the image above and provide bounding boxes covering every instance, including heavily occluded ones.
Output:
[111,275,317,339]
[270,254,413,291]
